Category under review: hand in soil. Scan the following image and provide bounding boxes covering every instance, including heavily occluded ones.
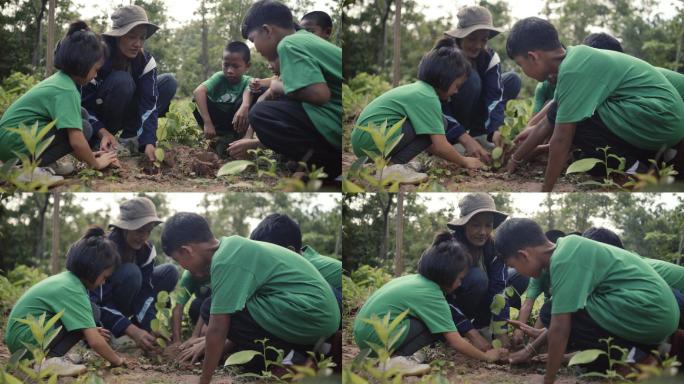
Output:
[514,125,534,145]
[100,131,118,152]
[144,144,156,162]
[97,327,112,342]
[178,336,201,351]
[228,138,260,159]
[484,347,509,363]
[508,347,532,364]
[463,156,486,169]
[204,123,217,139]
[131,328,158,351]
[232,106,249,134]
[506,156,519,174]
[512,329,525,347]
[507,320,545,338]
[177,336,206,364]
[94,151,119,170]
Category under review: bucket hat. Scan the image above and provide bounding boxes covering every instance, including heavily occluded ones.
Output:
[110,197,162,230]
[103,5,159,38]
[445,6,504,39]
[447,193,508,229]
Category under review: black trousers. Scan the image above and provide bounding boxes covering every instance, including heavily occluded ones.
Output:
[386,119,433,165]
[393,317,442,356]
[46,302,100,357]
[193,100,242,137]
[38,108,93,166]
[249,99,341,178]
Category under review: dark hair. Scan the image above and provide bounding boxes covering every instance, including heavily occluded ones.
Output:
[494,218,548,260]
[582,227,624,249]
[225,41,251,64]
[55,21,108,78]
[161,212,214,256]
[417,231,469,290]
[241,0,294,39]
[506,17,562,59]
[66,226,120,284]
[249,213,302,251]
[582,32,623,52]
[301,11,333,30]
[544,229,566,244]
[418,37,470,92]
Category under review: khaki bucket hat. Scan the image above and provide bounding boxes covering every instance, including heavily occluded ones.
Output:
[445,6,504,39]
[103,5,159,38]
[110,197,162,231]
[447,193,508,229]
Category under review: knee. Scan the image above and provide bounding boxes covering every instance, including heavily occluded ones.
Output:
[248,102,270,132]
[156,264,180,291]
[105,71,136,98]
[114,263,142,289]
[81,108,93,140]
[200,297,211,324]
[157,73,178,98]
[502,71,522,99]
[91,302,101,323]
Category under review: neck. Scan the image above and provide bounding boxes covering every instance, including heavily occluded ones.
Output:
[538,242,556,270]
[545,47,566,78]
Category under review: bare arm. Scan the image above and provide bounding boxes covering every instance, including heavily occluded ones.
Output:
[542,123,575,192]
[192,317,205,338]
[544,313,571,384]
[443,331,505,362]
[464,328,492,351]
[428,134,483,168]
[67,129,117,169]
[83,328,123,366]
[517,299,535,325]
[199,314,230,384]
[528,101,553,126]
[193,85,213,127]
[172,304,183,343]
[288,83,331,105]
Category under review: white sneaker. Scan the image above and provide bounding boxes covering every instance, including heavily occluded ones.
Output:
[16,167,64,186]
[380,356,431,376]
[47,157,74,176]
[377,164,428,185]
[118,136,138,157]
[35,357,87,377]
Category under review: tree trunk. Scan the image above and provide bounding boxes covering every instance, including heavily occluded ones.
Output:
[376,0,393,70]
[50,192,61,275]
[334,222,343,257]
[200,0,210,80]
[46,0,56,75]
[391,0,402,86]
[32,0,48,68]
[33,194,50,260]
[394,188,404,276]
[378,194,394,261]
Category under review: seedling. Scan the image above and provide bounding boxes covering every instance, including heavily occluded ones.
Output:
[150,290,174,348]
[1,120,57,192]
[216,147,278,179]
[489,293,508,338]
[566,146,628,190]
[491,99,532,169]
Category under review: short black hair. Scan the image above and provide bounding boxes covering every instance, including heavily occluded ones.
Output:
[582,227,624,249]
[582,32,623,52]
[494,218,548,260]
[506,17,562,59]
[419,37,470,92]
[66,226,120,284]
[250,213,302,251]
[241,0,294,39]
[545,229,566,244]
[161,212,214,256]
[417,231,469,290]
[55,20,109,78]
[225,41,251,64]
[301,11,333,30]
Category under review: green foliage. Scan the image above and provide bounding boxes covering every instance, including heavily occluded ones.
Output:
[0,121,57,192]
[342,266,393,340]
[0,265,48,316]
[150,290,175,348]
[492,99,533,169]
[0,72,40,115]
[343,73,392,124]
[216,148,277,178]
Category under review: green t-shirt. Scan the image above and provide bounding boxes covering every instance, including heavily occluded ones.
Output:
[353,274,456,352]
[201,73,251,114]
[657,67,684,100]
[555,46,684,150]
[533,81,555,114]
[646,258,684,292]
[526,269,551,301]
[0,71,83,162]
[4,271,95,355]
[301,245,342,291]
[210,236,339,345]
[350,81,444,159]
[176,270,211,307]
[550,235,679,345]
[278,30,342,149]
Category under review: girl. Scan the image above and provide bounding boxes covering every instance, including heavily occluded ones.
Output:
[0,21,119,183]
[81,5,177,162]
[350,39,484,185]
[4,227,124,376]
[353,231,508,376]
[90,197,178,352]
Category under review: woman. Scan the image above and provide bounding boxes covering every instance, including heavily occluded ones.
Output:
[447,193,528,350]
[442,6,521,151]
[90,197,178,351]
[353,231,508,376]
[81,5,177,162]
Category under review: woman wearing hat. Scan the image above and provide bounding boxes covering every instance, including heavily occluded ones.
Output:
[90,197,179,351]
[446,193,528,350]
[81,5,177,162]
[442,6,521,151]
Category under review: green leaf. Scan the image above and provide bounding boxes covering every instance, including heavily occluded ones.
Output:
[343,179,365,193]
[157,291,169,305]
[224,350,261,366]
[566,158,603,174]
[492,339,502,349]
[156,337,166,348]
[568,349,606,366]
[492,147,503,160]
[505,286,516,297]
[43,310,64,333]
[491,320,508,335]
[155,148,165,162]
[3,372,24,384]
[490,293,506,315]
[150,319,160,333]
[217,160,254,176]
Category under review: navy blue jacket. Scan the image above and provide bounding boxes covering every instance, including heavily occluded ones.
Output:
[81,39,160,148]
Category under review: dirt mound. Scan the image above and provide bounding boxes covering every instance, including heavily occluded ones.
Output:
[135,145,222,178]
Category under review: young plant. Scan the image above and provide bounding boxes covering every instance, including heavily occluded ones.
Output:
[150,290,174,348]
[1,121,58,192]
[6,310,64,383]
[492,99,532,169]
[216,147,277,179]
[276,162,328,191]
[489,293,508,346]
[565,146,628,190]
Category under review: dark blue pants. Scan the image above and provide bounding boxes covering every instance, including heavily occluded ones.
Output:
[188,287,211,325]
[507,267,530,310]
[47,302,100,357]
[448,266,491,330]
[443,70,522,137]
[38,107,93,166]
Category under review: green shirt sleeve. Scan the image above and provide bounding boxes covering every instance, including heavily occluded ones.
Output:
[52,91,83,130]
[202,72,225,93]
[413,294,457,334]
[550,238,596,315]
[60,282,96,332]
[176,271,193,306]
[279,41,326,94]
[210,264,259,315]
[532,82,548,114]
[526,277,542,300]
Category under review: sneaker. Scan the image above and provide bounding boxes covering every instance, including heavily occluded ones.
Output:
[16,167,64,186]
[380,356,431,376]
[377,164,428,185]
[111,335,137,352]
[47,157,74,176]
[118,136,138,157]
[35,357,87,377]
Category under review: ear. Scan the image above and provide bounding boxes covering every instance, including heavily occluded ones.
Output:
[261,24,274,37]
[287,245,296,252]
[527,51,541,63]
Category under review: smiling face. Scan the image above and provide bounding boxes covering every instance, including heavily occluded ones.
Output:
[118,25,147,59]
[460,30,490,59]
[222,51,249,84]
[464,212,494,248]
[123,222,157,250]
[248,27,279,62]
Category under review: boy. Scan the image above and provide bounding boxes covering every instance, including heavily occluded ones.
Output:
[300,11,333,40]
[161,212,339,384]
[495,218,679,383]
[505,18,684,191]
[241,0,342,179]
[171,269,211,345]
[193,41,253,157]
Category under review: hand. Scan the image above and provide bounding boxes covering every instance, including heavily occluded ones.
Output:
[462,156,485,169]
[177,336,206,364]
[97,327,112,342]
[144,144,156,162]
[464,141,491,164]
[506,156,519,174]
[99,130,118,152]
[269,78,284,95]
[514,125,535,145]
[93,151,119,170]
[203,122,217,140]
[484,348,508,363]
[509,347,532,364]
[249,78,262,92]
[131,328,157,351]
[492,131,503,147]
[112,357,127,367]
[507,320,545,338]
[512,329,525,346]
[232,106,249,134]
[228,138,260,159]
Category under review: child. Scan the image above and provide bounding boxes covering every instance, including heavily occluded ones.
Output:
[353,232,508,376]
[170,270,211,345]
[160,212,339,383]
[4,227,124,376]
[505,18,684,191]
[242,0,342,179]
[351,38,484,185]
[300,11,333,40]
[0,21,119,184]
[495,218,679,382]
[193,41,253,158]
